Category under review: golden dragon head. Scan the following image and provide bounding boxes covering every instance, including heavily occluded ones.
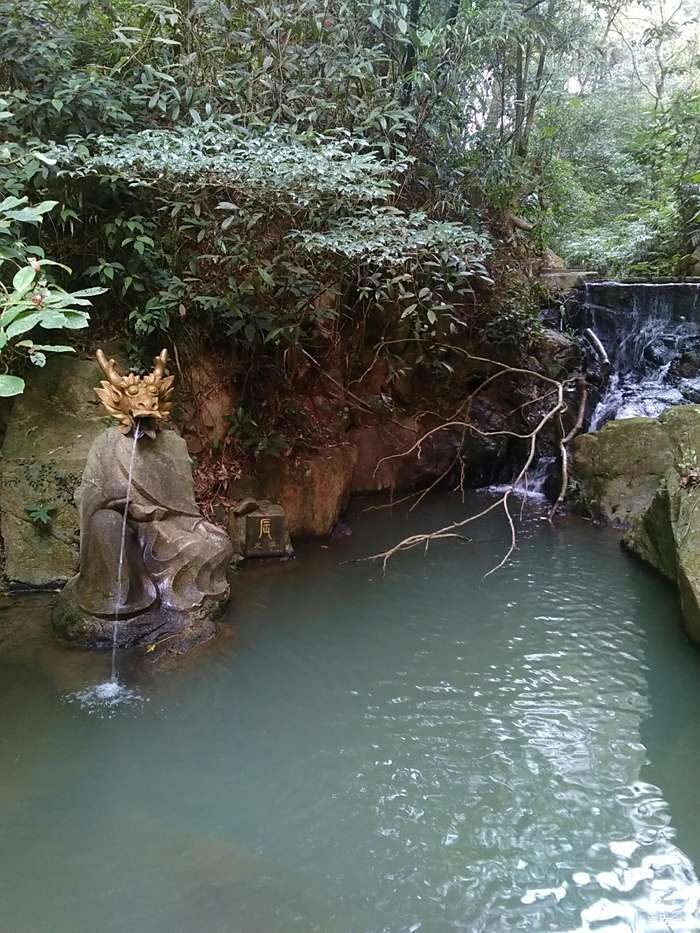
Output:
[94,348,175,436]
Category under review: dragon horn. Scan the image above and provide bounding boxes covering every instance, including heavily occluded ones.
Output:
[96,349,125,388]
[153,349,168,380]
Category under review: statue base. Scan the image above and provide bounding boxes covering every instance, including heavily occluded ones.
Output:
[53,578,224,656]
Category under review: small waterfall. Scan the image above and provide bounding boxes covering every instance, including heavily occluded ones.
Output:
[111,421,141,683]
[482,456,556,500]
[575,282,700,430]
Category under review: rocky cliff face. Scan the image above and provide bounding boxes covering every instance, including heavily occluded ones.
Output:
[0,357,107,588]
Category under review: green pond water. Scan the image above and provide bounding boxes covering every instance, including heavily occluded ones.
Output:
[2,493,700,932]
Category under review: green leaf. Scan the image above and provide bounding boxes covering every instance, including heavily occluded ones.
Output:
[24,502,56,526]
[0,196,27,212]
[12,265,36,295]
[32,152,58,166]
[17,343,75,353]
[67,286,107,299]
[6,312,41,339]
[0,374,25,396]
[37,259,72,273]
[37,311,68,328]
[59,312,90,329]
[5,208,44,223]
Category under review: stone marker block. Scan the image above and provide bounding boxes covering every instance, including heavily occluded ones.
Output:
[228,500,293,560]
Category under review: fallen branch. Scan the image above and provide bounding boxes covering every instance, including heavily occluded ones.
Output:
[548,376,588,521]
[352,353,570,575]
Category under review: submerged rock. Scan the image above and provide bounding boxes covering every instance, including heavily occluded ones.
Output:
[572,405,700,646]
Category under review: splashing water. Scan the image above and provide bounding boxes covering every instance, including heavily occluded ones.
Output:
[64,679,146,718]
[576,282,700,430]
[481,455,556,501]
[111,420,142,682]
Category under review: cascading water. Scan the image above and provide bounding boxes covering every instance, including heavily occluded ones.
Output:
[482,455,556,500]
[575,281,700,430]
[111,419,142,682]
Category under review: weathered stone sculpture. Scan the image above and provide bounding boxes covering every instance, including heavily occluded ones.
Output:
[53,350,232,654]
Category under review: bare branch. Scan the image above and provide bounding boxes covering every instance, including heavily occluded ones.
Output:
[352,354,569,576]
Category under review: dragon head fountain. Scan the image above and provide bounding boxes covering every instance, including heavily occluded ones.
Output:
[95,348,175,436]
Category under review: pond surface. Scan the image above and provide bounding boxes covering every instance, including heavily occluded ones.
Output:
[2,494,700,932]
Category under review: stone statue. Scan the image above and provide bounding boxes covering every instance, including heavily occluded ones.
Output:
[53,350,233,654]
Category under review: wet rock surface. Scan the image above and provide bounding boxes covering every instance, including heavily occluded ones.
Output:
[571,404,700,647]
[255,443,358,538]
[571,418,673,527]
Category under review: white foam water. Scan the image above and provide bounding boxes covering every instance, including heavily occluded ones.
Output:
[64,680,146,718]
[480,456,555,501]
[579,282,700,430]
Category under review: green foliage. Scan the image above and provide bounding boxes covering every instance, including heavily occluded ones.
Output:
[0,196,104,395]
[226,406,287,458]
[0,0,697,407]
[24,500,58,529]
[532,13,700,274]
[295,207,490,266]
[66,127,406,205]
[484,289,544,349]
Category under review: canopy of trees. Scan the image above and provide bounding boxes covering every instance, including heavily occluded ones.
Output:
[0,0,698,396]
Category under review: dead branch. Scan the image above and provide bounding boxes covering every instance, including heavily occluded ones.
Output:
[548,376,588,521]
[352,354,569,576]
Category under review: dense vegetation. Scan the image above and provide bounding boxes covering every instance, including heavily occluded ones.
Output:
[0,0,698,419]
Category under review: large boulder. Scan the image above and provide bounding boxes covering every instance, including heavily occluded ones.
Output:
[536,328,583,380]
[623,407,700,644]
[0,356,107,587]
[255,444,358,537]
[571,405,700,647]
[571,417,673,527]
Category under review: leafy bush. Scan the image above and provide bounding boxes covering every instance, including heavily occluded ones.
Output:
[0,196,104,396]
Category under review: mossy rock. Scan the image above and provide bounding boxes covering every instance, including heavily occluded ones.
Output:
[0,356,108,587]
[574,404,700,648]
[571,417,673,527]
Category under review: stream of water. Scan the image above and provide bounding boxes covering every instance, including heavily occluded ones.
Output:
[111,420,142,683]
[576,282,700,429]
[2,495,700,931]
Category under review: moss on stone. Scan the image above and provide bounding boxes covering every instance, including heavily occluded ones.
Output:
[573,404,700,648]
[0,356,106,587]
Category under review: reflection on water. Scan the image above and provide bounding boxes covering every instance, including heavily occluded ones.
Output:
[1,494,700,932]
